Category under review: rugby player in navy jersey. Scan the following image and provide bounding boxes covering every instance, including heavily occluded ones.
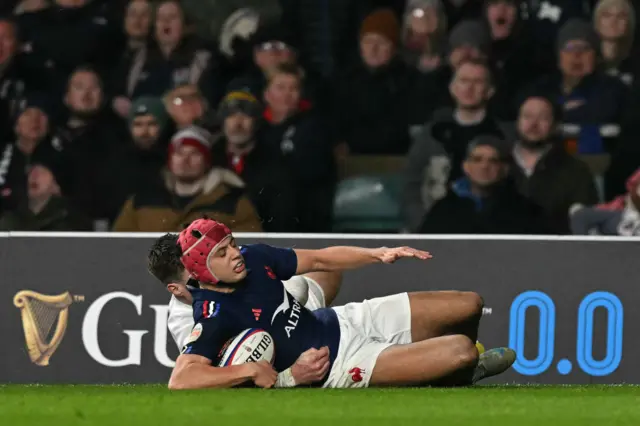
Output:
[147,233,343,350]
[166,218,516,389]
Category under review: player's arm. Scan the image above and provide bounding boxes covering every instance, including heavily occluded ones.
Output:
[294,246,432,274]
[169,354,263,390]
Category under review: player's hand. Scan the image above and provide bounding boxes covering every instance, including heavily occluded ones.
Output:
[249,360,278,388]
[374,246,432,264]
[291,346,330,385]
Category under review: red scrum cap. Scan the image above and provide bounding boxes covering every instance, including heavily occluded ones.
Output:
[178,218,232,284]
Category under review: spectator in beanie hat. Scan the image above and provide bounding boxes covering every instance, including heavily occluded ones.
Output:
[104,96,171,215]
[112,125,262,232]
[333,8,416,153]
[527,18,627,128]
[0,161,92,231]
[213,84,298,232]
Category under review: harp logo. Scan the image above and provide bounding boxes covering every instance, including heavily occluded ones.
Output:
[13,290,84,366]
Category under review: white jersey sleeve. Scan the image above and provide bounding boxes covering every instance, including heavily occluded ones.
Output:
[167,295,195,349]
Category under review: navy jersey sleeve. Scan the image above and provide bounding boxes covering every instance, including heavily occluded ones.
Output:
[181,319,227,363]
[246,244,298,280]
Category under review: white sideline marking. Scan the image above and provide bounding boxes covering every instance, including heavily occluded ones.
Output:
[3,231,640,242]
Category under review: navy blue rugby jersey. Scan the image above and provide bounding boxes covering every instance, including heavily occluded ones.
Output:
[182,244,340,379]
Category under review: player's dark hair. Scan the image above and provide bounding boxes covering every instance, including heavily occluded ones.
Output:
[147,233,185,285]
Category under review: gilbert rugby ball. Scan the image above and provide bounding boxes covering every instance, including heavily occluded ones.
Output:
[218,328,275,367]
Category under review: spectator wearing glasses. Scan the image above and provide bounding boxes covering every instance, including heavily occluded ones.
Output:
[419,135,545,234]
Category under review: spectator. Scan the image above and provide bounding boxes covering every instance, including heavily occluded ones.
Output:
[112,0,222,115]
[213,88,298,232]
[529,18,627,129]
[571,168,640,235]
[263,63,336,232]
[334,8,415,155]
[0,94,52,212]
[110,0,153,118]
[402,58,513,232]
[17,0,123,98]
[484,0,543,120]
[419,135,545,234]
[39,66,128,221]
[0,163,91,231]
[593,0,637,86]
[511,94,598,234]
[401,0,448,73]
[237,21,320,109]
[112,125,262,232]
[107,96,170,211]
[162,83,213,131]
[411,19,491,122]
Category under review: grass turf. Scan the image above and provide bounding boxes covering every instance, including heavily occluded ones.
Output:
[1,385,640,425]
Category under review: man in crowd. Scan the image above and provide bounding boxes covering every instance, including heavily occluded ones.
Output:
[529,18,627,140]
[511,94,597,234]
[162,83,214,131]
[112,125,262,232]
[0,162,91,231]
[214,86,298,232]
[334,8,415,155]
[38,66,128,222]
[107,96,170,212]
[420,135,546,234]
[403,58,513,232]
[0,94,52,212]
[262,63,336,232]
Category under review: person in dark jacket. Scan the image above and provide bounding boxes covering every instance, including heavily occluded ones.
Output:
[0,162,91,231]
[420,135,546,234]
[528,19,627,131]
[0,93,53,213]
[106,96,171,214]
[334,8,415,154]
[213,88,298,232]
[511,94,598,234]
[262,63,336,232]
[37,67,129,222]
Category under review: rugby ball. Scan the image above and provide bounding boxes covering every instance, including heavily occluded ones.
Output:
[218,328,275,367]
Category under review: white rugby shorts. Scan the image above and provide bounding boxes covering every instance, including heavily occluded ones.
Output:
[323,293,412,389]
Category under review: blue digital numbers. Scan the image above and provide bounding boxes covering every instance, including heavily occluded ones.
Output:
[508,291,623,377]
[576,292,623,376]
[509,291,555,376]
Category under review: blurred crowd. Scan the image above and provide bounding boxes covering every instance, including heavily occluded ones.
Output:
[0,0,640,236]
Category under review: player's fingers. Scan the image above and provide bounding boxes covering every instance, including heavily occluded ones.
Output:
[316,346,329,357]
[317,361,330,378]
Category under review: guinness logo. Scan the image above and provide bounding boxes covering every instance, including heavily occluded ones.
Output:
[13,290,84,366]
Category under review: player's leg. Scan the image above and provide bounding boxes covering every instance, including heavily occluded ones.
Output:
[407,291,484,343]
[370,335,479,387]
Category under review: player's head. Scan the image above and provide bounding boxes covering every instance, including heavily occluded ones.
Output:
[178,218,247,285]
[147,233,192,300]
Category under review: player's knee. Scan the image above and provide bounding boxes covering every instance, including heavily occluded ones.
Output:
[460,291,484,319]
[450,335,479,368]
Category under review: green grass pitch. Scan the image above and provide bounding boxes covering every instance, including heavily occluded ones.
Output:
[2,385,640,425]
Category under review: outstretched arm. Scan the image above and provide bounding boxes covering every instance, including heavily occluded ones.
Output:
[294,246,432,275]
[169,354,264,389]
